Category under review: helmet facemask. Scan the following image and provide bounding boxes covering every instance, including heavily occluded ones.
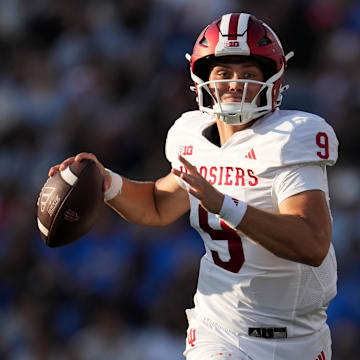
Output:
[189,56,285,125]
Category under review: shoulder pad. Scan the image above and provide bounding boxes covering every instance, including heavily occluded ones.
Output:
[165,111,211,163]
[277,112,338,166]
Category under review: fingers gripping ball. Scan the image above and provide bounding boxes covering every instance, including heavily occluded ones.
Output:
[36,159,104,247]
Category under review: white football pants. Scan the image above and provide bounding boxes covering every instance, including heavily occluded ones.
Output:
[183,309,332,360]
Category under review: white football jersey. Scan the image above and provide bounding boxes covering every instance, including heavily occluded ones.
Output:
[165,109,339,338]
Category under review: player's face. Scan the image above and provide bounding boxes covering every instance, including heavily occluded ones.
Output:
[208,61,264,105]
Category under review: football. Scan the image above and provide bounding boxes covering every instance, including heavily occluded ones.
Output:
[36,159,104,247]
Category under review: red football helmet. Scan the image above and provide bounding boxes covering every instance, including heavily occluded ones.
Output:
[187,13,294,125]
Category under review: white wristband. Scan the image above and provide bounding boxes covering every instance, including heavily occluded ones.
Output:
[217,194,247,229]
[104,169,123,201]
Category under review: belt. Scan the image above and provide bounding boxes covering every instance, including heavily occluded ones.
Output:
[248,327,288,339]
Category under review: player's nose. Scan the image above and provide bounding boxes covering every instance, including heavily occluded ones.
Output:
[228,77,244,92]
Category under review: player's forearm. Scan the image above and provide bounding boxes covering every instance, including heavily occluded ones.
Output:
[105,178,167,226]
[237,206,331,267]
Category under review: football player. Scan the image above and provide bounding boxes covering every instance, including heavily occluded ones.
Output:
[50,13,338,360]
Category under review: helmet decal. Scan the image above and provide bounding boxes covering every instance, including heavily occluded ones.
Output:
[215,13,251,56]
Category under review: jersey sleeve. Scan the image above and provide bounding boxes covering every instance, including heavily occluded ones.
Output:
[272,164,329,206]
[279,114,338,167]
[164,117,187,189]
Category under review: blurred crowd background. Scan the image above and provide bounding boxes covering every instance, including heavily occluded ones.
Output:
[0,0,359,359]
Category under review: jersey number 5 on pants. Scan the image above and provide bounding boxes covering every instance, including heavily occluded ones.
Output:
[198,205,245,273]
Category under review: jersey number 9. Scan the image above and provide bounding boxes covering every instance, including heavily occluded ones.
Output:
[199,206,245,273]
[316,132,329,159]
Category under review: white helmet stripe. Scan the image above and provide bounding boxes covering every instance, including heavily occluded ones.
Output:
[215,13,250,56]
[219,13,251,42]
[237,13,251,40]
[219,13,232,36]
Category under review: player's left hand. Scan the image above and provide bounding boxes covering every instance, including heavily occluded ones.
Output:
[172,155,224,214]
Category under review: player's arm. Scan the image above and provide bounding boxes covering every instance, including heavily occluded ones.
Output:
[49,152,190,227]
[237,190,331,267]
[174,155,331,267]
[106,172,190,226]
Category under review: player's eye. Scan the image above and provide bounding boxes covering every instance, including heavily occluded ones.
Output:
[216,70,231,78]
[243,72,255,79]
[243,69,263,80]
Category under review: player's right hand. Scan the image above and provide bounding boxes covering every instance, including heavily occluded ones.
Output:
[48,152,112,192]
[172,155,225,214]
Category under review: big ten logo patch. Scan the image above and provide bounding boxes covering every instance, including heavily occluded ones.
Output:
[225,40,240,48]
[179,145,193,156]
[187,328,196,347]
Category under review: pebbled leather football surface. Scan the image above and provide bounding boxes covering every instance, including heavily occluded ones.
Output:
[36,159,104,247]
